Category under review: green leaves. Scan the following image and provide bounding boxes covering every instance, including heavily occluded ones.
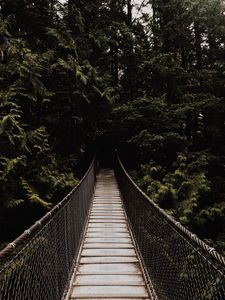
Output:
[0,0,224,256]
[0,13,80,216]
[21,179,52,209]
[47,26,77,54]
[131,152,211,220]
[0,156,26,180]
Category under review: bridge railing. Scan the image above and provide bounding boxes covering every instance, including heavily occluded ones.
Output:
[115,155,225,300]
[0,156,97,300]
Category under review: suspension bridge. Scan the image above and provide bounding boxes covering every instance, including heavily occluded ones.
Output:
[0,155,225,299]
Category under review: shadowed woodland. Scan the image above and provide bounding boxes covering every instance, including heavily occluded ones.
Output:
[0,0,225,255]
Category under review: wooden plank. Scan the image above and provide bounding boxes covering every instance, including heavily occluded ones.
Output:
[88,225,127,230]
[94,194,121,196]
[91,205,124,212]
[92,206,122,209]
[91,211,124,214]
[91,212,124,215]
[93,202,122,204]
[93,201,121,203]
[91,208,123,211]
[90,216,124,219]
[80,256,138,264]
[94,197,119,200]
[85,237,131,243]
[88,223,127,228]
[94,198,120,199]
[94,191,120,193]
[94,195,121,197]
[90,216,124,220]
[91,212,124,214]
[77,263,141,274]
[94,197,120,198]
[89,220,126,223]
[81,248,136,257]
[74,274,145,286]
[92,206,123,209]
[87,230,128,235]
[71,298,149,300]
[92,204,122,206]
[90,215,124,218]
[93,198,122,200]
[93,200,121,202]
[87,228,128,233]
[93,199,122,202]
[71,285,148,298]
[91,209,123,212]
[83,243,133,249]
[88,228,128,231]
[94,199,119,202]
[86,232,130,238]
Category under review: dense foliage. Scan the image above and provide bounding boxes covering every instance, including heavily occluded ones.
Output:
[0,0,225,255]
[0,0,109,247]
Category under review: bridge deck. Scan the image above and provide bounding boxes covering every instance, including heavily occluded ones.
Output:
[68,169,151,300]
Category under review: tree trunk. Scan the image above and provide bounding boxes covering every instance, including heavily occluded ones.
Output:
[110,0,119,84]
[194,21,202,70]
[126,0,134,100]
[127,0,132,25]
[181,45,187,69]
[152,0,159,51]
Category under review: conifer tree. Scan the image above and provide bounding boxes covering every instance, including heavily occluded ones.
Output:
[0,0,225,253]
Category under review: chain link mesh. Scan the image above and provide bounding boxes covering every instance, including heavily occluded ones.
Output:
[115,156,225,300]
[0,158,96,300]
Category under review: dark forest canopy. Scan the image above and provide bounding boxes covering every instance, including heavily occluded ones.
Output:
[0,0,225,254]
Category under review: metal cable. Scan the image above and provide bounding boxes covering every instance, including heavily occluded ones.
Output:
[115,155,225,300]
[0,156,97,300]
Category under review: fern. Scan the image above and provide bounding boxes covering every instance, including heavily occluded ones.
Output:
[0,156,26,179]
[21,179,52,209]
[6,199,24,208]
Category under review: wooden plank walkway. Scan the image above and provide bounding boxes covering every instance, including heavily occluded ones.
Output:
[68,169,151,300]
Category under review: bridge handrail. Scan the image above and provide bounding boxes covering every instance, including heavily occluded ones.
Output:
[116,155,225,267]
[0,155,97,300]
[0,155,97,263]
[115,154,225,299]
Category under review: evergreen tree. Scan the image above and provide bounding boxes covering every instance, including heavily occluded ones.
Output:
[0,0,225,254]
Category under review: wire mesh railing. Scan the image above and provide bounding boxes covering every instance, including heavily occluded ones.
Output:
[115,155,225,300]
[0,156,97,300]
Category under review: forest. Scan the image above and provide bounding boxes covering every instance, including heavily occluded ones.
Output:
[0,0,225,255]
